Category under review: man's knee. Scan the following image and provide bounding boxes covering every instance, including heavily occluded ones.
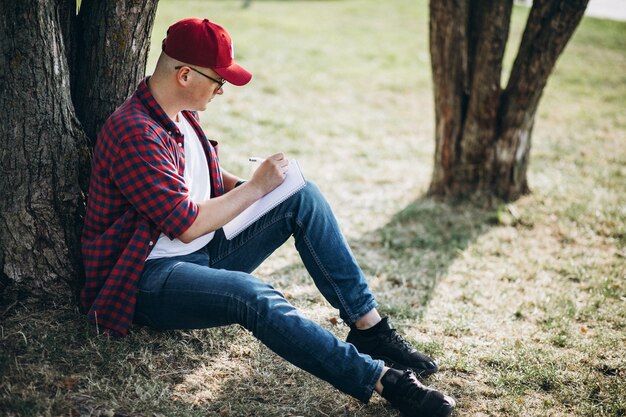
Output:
[294,181,329,211]
[231,274,289,319]
[301,180,322,199]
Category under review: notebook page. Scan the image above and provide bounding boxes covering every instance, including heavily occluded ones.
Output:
[223,159,306,240]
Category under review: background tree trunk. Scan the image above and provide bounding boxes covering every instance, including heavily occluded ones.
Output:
[0,0,158,302]
[428,0,589,202]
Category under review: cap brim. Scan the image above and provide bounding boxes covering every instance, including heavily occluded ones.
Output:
[214,63,252,86]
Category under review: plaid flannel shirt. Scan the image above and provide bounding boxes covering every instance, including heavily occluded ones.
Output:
[81,77,224,336]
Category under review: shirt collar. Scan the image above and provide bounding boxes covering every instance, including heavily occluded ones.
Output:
[136,76,181,137]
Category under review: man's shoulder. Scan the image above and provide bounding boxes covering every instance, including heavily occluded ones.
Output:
[100,96,164,145]
[106,98,156,135]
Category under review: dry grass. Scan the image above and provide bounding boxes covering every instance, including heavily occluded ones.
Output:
[2,0,625,416]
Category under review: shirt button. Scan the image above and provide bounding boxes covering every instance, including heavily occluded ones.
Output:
[167,131,172,135]
[178,142,183,147]
[148,241,154,246]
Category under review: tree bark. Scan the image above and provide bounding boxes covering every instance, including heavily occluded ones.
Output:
[0,0,86,299]
[494,0,589,199]
[428,0,468,194]
[0,0,158,301]
[461,1,513,190]
[73,0,158,141]
[428,0,589,202]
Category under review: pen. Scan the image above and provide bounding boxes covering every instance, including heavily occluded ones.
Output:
[248,157,265,163]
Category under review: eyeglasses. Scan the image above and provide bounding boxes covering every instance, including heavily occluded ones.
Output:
[174,65,226,91]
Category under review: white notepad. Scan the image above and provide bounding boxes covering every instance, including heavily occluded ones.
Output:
[223,159,306,240]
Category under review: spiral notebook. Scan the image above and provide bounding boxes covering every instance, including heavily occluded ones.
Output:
[223,159,306,240]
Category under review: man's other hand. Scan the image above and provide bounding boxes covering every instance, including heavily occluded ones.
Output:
[249,153,289,196]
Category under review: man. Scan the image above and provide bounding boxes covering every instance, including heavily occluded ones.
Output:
[81,17,455,417]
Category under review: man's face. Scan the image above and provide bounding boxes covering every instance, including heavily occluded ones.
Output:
[182,66,225,111]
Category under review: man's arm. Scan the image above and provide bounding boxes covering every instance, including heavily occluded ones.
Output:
[221,169,245,192]
[178,153,289,243]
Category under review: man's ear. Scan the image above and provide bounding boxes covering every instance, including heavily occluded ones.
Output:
[175,67,190,84]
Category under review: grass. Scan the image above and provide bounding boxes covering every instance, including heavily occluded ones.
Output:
[2,0,625,416]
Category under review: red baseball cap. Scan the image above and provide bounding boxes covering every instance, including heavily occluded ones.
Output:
[162,18,252,86]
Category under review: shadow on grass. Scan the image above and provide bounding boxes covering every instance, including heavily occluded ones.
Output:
[351,196,499,321]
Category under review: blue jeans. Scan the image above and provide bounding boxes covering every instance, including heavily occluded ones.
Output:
[135,182,384,402]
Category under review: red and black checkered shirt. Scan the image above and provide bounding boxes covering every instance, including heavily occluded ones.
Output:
[81,77,224,336]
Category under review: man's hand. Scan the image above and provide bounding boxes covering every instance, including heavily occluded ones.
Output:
[248,153,289,196]
[178,153,289,243]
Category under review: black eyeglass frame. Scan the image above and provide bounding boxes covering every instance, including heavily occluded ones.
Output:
[174,65,226,90]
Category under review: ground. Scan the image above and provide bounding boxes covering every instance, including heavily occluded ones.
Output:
[1,1,624,416]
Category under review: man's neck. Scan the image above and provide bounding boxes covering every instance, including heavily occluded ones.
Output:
[147,75,182,122]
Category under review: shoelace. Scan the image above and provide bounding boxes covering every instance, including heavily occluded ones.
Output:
[383,329,415,352]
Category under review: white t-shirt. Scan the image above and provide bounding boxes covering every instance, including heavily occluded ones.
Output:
[146,113,214,260]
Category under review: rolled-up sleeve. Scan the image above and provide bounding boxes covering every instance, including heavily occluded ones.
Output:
[110,134,198,239]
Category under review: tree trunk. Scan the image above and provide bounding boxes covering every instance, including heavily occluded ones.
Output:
[0,0,85,300]
[73,0,158,142]
[0,0,158,302]
[428,0,589,202]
